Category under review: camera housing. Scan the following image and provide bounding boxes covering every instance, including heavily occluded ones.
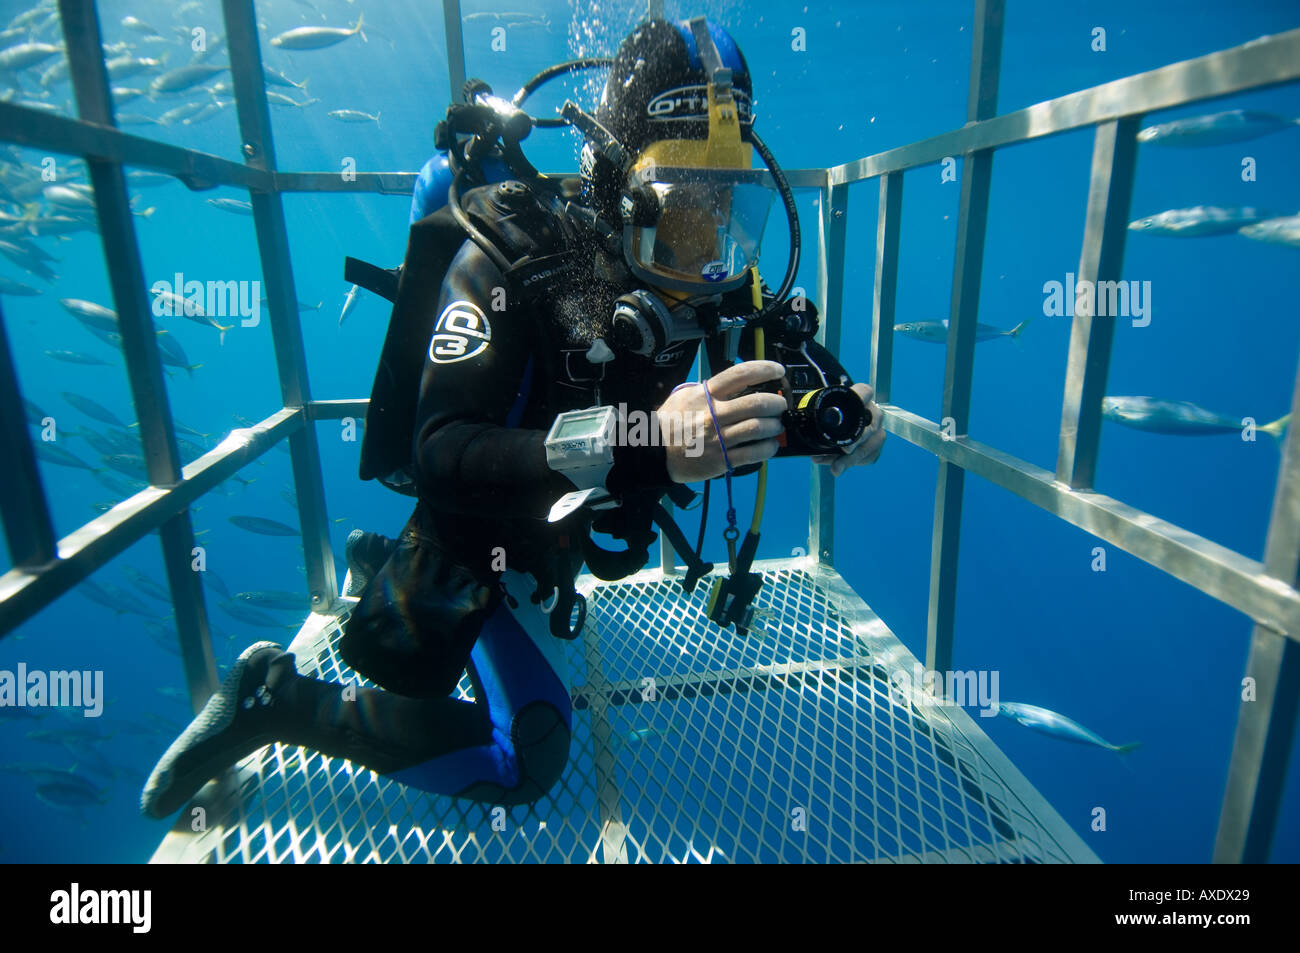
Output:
[747,340,871,456]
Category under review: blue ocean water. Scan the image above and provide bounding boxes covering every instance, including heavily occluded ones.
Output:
[1,0,1298,863]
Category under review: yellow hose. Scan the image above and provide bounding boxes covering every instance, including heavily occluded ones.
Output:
[750,270,767,536]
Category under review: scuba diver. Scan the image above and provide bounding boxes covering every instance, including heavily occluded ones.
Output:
[140,16,885,820]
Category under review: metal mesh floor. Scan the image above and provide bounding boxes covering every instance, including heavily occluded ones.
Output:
[150,559,1097,864]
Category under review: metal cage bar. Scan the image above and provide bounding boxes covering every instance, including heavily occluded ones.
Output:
[869,172,903,404]
[1056,118,1140,489]
[811,181,849,564]
[925,0,1004,681]
[0,302,57,570]
[221,0,337,612]
[1214,350,1300,862]
[58,0,219,706]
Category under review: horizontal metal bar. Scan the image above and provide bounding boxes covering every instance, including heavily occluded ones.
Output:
[830,27,1300,184]
[309,399,369,420]
[0,407,306,638]
[884,406,1300,642]
[0,108,828,197]
[274,172,419,195]
[0,102,270,192]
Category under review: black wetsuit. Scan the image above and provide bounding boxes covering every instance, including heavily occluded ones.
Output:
[141,180,856,818]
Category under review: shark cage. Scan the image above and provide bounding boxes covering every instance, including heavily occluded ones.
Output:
[0,0,1297,864]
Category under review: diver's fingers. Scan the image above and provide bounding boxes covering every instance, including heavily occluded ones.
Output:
[831,426,886,475]
[714,391,787,425]
[720,416,784,446]
[706,360,785,400]
[726,437,781,469]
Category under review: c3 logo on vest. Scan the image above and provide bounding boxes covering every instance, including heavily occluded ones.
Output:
[429,300,491,364]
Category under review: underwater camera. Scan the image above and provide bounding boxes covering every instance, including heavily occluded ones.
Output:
[746,339,872,456]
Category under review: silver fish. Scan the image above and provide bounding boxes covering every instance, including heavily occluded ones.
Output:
[182,100,231,124]
[1238,214,1300,249]
[998,702,1139,754]
[327,108,379,126]
[126,169,178,188]
[267,91,318,108]
[60,297,117,332]
[75,580,153,616]
[1137,109,1300,147]
[121,15,162,38]
[0,275,40,295]
[62,390,127,428]
[122,566,171,604]
[150,287,234,343]
[22,214,98,237]
[263,67,308,90]
[38,57,67,88]
[0,42,63,72]
[44,349,108,365]
[205,196,252,215]
[894,317,1033,343]
[41,183,95,210]
[271,15,366,50]
[232,590,309,611]
[1128,206,1283,238]
[217,600,296,629]
[149,63,227,95]
[34,778,110,809]
[1101,395,1290,442]
[153,331,202,377]
[338,283,359,326]
[158,100,210,125]
[112,86,146,103]
[34,440,98,470]
[105,54,166,80]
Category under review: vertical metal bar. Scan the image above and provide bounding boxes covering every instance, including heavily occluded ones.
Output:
[1214,353,1300,862]
[0,303,57,572]
[871,172,903,404]
[925,0,1004,679]
[967,0,1005,123]
[58,0,218,705]
[658,522,676,574]
[1056,118,1140,488]
[810,181,848,564]
[222,0,338,610]
[443,0,467,101]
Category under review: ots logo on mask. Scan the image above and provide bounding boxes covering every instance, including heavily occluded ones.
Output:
[429,300,491,364]
[646,85,753,123]
[701,261,728,282]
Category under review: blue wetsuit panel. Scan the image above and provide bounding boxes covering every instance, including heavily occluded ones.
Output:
[385,600,571,797]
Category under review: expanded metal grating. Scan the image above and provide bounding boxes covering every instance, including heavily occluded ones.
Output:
[150,559,1097,864]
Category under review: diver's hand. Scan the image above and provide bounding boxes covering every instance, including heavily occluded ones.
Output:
[656,360,788,483]
[812,383,885,476]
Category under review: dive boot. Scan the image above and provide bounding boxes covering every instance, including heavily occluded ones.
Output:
[343,528,398,598]
[140,641,299,819]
